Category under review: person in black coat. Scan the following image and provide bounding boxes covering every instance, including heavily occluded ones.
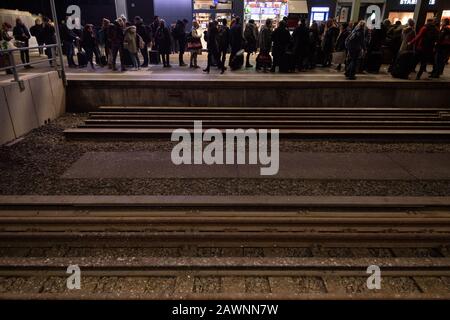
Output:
[345,21,366,80]
[173,19,188,66]
[134,16,151,67]
[60,17,79,67]
[203,21,226,74]
[13,18,32,68]
[308,21,320,69]
[218,18,230,68]
[292,18,310,71]
[270,20,291,73]
[30,18,44,55]
[155,20,172,67]
[229,17,244,67]
[41,17,56,65]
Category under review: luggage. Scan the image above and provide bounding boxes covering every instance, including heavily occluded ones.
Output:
[365,51,382,73]
[256,53,272,69]
[391,50,415,79]
[332,51,346,65]
[100,55,108,66]
[229,54,244,70]
[77,50,88,67]
[279,52,296,73]
[149,50,160,65]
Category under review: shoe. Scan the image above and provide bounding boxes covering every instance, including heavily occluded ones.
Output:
[189,65,194,68]
[179,63,187,67]
[203,69,210,73]
[194,65,200,69]
[346,76,356,80]
[245,64,253,68]
[141,64,148,68]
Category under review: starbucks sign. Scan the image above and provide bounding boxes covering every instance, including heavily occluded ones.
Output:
[399,0,436,4]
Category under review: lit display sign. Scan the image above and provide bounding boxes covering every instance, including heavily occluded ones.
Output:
[399,0,436,5]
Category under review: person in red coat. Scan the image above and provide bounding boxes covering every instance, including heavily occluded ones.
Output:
[409,18,439,80]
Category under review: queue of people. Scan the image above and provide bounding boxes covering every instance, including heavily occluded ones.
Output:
[1,14,449,80]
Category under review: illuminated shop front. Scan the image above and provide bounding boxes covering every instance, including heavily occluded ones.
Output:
[385,0,449,25]
[244,0,289,25]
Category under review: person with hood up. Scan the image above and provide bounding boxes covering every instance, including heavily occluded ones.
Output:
[244,19,259,68]
[399,18,416,53]
[155,20,172,67]
[124,25,141,70]
[257,18,273,72]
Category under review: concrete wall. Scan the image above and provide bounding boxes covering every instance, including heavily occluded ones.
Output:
[66,79,450,112]
[0,71,65,145]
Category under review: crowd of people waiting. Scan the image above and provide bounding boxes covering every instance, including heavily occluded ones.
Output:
[1,14,449,80]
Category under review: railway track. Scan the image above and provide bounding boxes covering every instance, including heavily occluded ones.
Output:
[0,196,449,299]
[64,106,450,139]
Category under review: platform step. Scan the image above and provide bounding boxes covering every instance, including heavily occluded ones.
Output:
[64,128,450,140]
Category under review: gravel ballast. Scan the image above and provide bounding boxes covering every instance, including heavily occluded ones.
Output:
[1,114,450,196]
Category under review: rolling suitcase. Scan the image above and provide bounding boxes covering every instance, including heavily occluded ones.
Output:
[230,53,244,70]
[391,50,415,79]
[77,50,88,67]
[231,49,245,70]
[365,51,382,73]
[149,50,160,65]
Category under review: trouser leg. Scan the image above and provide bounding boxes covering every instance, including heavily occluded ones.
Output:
[141,47,149,66]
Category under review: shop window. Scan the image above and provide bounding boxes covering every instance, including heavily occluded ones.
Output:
[194,0,233,10]
[244,0,289,26]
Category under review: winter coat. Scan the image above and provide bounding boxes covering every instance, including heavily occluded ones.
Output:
[108,21,124,48]
[258,25,273,54]
[30,24,44,42]
[135,21,151,44]
[271,26,291,57]
[13,24,31,43]
[41,24,56,44]
[206,25,219,51]
[345,26,366,57]
[244,22,258,53]
[124,26,138,53]
[322,25,339,53]
[82,29,97,49]
[399,26,416,52]
[155,25,171,54]
[292,24,310,55]
[60,23,77,43]
[410,22,439,54]
[335,29,350,52]
[217,25,230,51]
[230,23,244,53]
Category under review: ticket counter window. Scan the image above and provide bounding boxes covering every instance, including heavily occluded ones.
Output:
[310,7,329,25]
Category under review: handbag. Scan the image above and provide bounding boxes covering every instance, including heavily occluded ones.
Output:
[14,40,26,48]
[332,51,346,65]
[187,39,202,51]
[256,53,272,66]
